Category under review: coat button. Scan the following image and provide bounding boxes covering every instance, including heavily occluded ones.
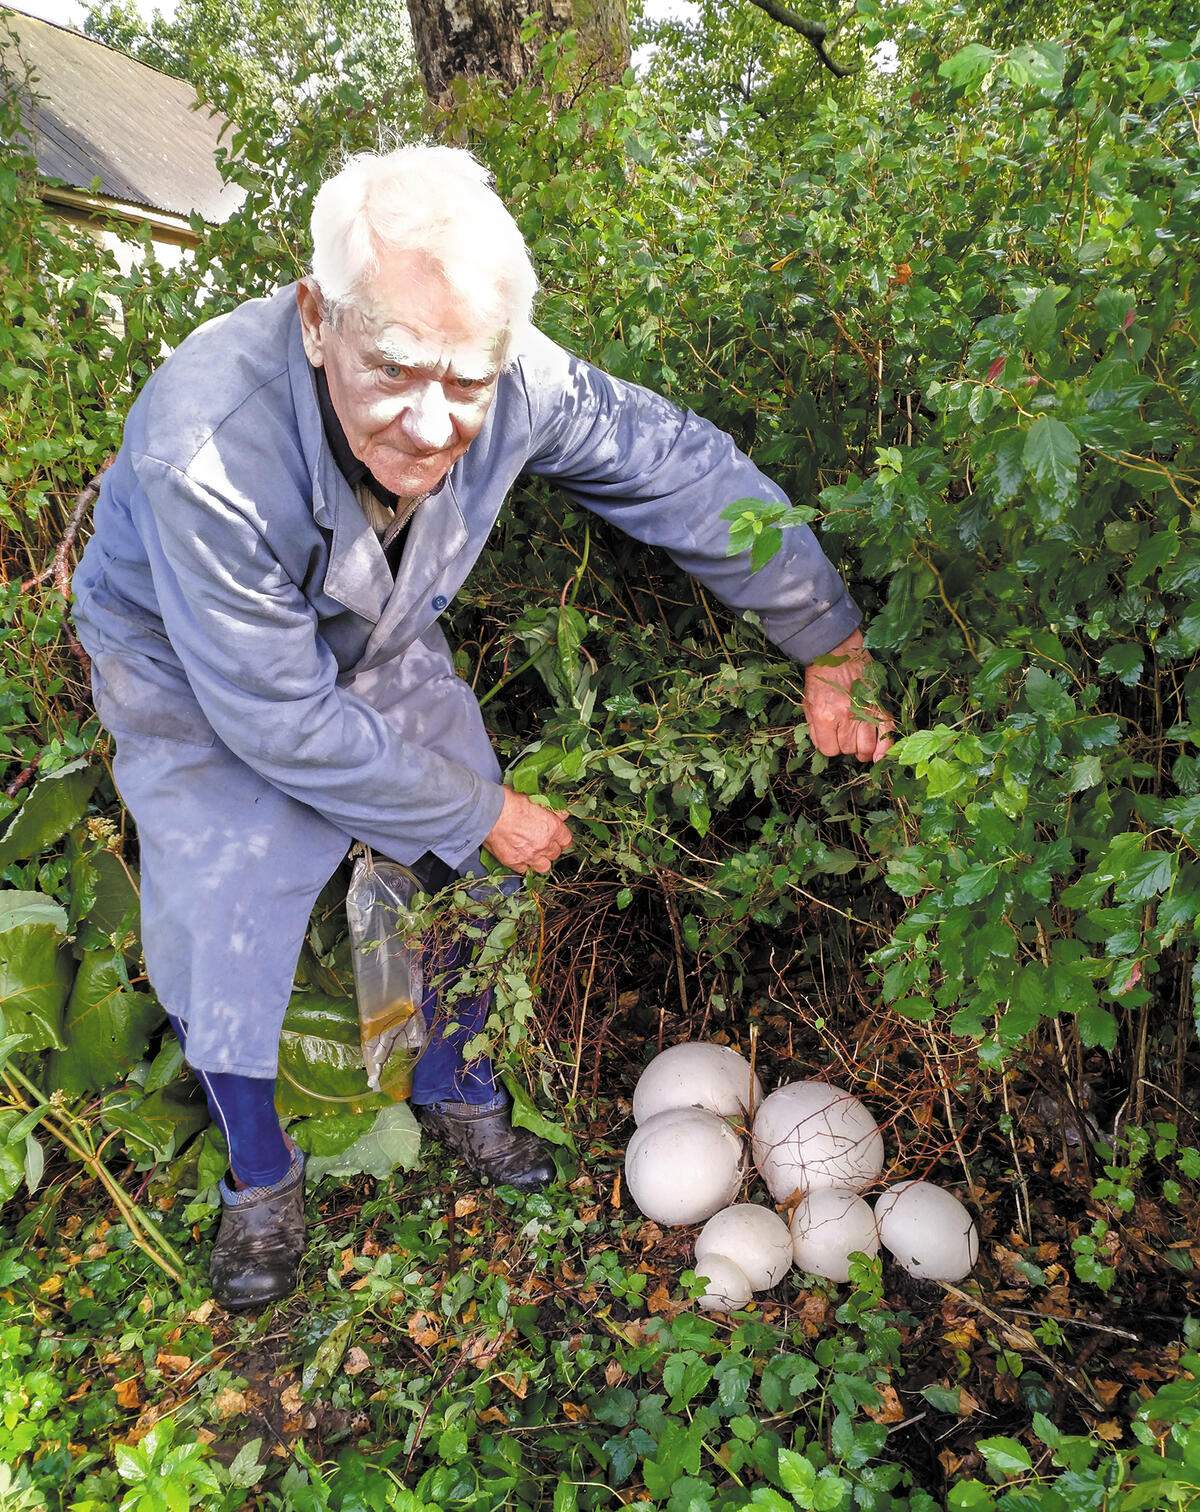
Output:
[432,595,448,612]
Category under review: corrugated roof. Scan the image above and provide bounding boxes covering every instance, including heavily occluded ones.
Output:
[1,6,244,224]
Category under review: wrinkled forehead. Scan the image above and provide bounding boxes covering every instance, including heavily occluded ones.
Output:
[334,255,511,374]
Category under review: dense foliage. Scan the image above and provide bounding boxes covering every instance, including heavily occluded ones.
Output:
[2,0,1200,1504]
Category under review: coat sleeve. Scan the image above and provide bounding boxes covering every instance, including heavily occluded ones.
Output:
[129,451,504,869]
[517,329,860,664]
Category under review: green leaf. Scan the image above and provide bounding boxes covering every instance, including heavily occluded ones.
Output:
[977,1435,1033,1478]
[0,759,99,867]
[302,1316,352,1392]
[1076,1001,1117,1052]
[951,863,1000,905]
[47,950,163,1094]
[291,1110,377,1158]
[304,1103,421,1184]
[1022,416,1079,502]
[1097,644,1143,686]
[0,892,72,1054]
[1003,41,1066,93]
[938,42,997,89]
[503,1072,575,1150]
[276,992,386,1117]
[777,1447,817,1502]
[750,526,784,573]
[0,1111,28,1204]
[1113,850,1176,904]
[1024,667,1075,721]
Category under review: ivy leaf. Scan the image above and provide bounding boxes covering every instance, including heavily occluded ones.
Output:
[1022,416,1079,502]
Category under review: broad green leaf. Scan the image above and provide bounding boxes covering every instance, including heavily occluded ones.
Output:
[0,892,72,1054]
[291,1109,377,1158]
[1022,416,1079,502]
[977,1435,1033,1477]
[503,1072,575,1150]
[304,1103,420,1183]
[938,42,997,89]
[1024,667,1075,721]
[1076,1001,1118,1051]
[1114,850,1176,904]
[302,1316,352,1392]
[101,1080,210,1160]
[777,1447,817,1501]
[0,1111,28,1204]
[1098,643,1143,686]
[47,950,162,1095]
[0,759,99,867]
[276,992,387,1118]
[951,863,1000,905]
[1003,42,1066,93]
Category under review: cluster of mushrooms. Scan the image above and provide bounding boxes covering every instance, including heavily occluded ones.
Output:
[624,1043,979,1311]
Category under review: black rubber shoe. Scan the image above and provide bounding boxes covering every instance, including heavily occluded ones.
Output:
[210,1149,306,1312]
[415,1101,556,1192]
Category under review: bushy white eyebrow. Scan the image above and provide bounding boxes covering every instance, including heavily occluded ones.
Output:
[366,341,497,385]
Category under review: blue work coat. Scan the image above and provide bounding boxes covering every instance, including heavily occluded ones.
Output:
[71,283,861,1077]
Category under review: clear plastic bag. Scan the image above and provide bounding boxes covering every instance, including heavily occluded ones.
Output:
[345,849,430,1100]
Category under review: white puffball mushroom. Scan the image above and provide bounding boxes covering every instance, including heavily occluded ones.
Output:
[694,1252,753,1313]
[789,1188,880,1283]
[875,1180,979,1282]
[633,1041,763,1127]
[752,1080,884,1201]
[624,1107,745,1226]
[696,1204,793,1292]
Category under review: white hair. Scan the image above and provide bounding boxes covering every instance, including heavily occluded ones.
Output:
[308,144,538,354]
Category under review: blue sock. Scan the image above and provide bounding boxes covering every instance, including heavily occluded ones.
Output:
[167,1014,292,1187]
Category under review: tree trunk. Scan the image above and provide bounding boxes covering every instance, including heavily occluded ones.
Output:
[407,0,629,100]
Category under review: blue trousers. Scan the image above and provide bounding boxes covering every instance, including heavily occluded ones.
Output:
[171,851,500,1186]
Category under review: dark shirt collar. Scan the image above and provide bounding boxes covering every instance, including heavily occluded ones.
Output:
[312,362,399,511]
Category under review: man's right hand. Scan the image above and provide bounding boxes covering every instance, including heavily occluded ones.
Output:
[483,786,573,874]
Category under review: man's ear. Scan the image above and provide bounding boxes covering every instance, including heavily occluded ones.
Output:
[296,278,327,368]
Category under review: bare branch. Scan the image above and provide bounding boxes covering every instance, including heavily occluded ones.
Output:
[745,0,856,77]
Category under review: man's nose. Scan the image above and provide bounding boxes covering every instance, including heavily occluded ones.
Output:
[399,382,453,452]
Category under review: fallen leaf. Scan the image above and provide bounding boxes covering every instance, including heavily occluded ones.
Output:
[1095,1419,1124,1441]
[605,1360,626,1387]
[280,1383,303,1416]
[454,1195,479,1218]
[344,1347,371,1377]
[646,1283,673,1315]
[407,1312,440,1350]
[562,1402,589,1422]
[214,1388,248,1418]
[113,1378,140,1410]
[187,1299,216,1324]
[958,1388,982,1415]
[865,1385,905,1424]
[479,1406,507,1425]
[1093,1380,1123,1407]
[498,1372,528,1400]
[154,1352,192,1376]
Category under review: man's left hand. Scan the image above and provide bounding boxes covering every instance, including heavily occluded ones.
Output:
[802,629,895,764]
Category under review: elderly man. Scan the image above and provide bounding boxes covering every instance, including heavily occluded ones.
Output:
[71,144,892,1310]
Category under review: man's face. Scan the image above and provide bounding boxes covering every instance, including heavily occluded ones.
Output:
[298,251,508,500]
